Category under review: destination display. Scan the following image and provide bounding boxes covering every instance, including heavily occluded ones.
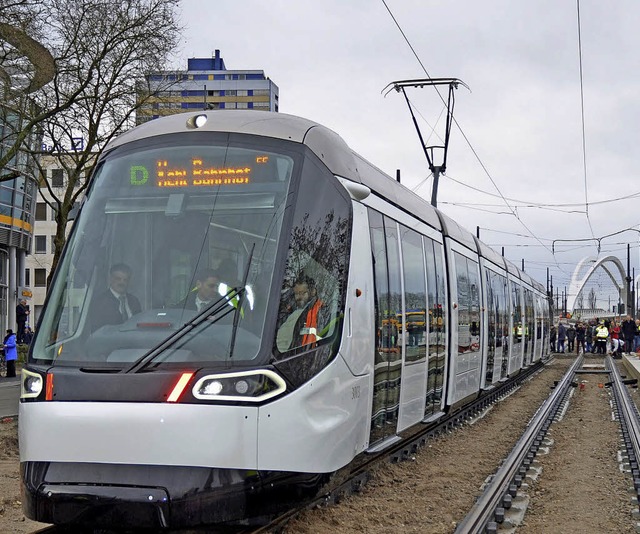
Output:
[129,155,270,188]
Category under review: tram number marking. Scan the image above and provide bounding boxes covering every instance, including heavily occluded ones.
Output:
[351,386,361,400]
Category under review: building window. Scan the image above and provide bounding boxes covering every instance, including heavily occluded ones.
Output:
[25,269,30,287]
[34,269,47,287]
[236,102,248,109]
[237,90,248,96]
[34,235,46,254]
[35,202,47,221]
[51,169,64,187]
[51,235,56,254]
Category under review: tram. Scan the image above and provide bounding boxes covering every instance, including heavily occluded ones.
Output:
[19,110,550,529]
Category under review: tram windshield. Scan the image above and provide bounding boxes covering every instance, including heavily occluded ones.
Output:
[31,132,307,368]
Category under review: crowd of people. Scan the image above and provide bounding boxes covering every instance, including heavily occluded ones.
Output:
[550,315,640,357]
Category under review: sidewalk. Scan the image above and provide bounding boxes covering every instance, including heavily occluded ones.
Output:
[0,376,20,419]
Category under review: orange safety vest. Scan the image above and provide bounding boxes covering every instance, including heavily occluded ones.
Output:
[301,300,323,347]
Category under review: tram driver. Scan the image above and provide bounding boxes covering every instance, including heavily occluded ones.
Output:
[88,263,142,331]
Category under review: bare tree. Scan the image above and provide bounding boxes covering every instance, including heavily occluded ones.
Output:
[5,0,183,280]
[0,1,56,183]
[575,291,584,310]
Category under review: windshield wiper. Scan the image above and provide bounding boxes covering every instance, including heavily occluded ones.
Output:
[228,243,255,360]
[124,287,244,373]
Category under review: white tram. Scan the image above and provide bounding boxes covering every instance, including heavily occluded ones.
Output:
[19,110,550,529]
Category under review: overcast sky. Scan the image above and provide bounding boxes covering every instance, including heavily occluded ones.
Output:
[178,0,640,311]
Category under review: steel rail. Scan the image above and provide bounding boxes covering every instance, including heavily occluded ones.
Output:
[453,356,583,534]
[607,356,640,502]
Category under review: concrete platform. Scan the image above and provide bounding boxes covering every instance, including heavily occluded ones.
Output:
[622,353,640,382]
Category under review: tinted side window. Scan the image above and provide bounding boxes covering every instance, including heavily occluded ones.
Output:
[273,154,351,384]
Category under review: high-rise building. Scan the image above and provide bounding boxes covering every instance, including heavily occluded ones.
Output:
[0,108,38,333]
[137,49,279,124]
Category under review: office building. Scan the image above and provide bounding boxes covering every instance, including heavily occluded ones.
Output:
[137,49,279,124]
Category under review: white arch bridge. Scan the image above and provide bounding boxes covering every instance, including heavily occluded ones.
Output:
[567,256,638,314]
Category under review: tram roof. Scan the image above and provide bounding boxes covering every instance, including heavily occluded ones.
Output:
[107,111,545,292]
[107,110,444,230]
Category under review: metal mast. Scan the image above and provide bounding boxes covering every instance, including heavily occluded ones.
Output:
[383,78,468,208]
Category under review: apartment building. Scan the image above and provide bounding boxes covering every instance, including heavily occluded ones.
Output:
[137,49,279,124]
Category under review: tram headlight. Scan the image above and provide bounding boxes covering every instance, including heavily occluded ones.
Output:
[193,370,286,402]
[21,369,44,399]
[202,380,223,396]
[234,380,249,395]
[186,113,208,129]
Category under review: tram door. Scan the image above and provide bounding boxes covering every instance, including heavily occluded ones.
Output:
[368,209,402,446]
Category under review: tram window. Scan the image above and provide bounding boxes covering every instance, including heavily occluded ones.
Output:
[485,270,496,384]
[467,259,480,353]
[367,209,402,445]
[399,226,427,364]
[430,240,446,408]
[273,153,351,376]
[511,281,522,353]
[455,252,471,355]
[32,139,298,365]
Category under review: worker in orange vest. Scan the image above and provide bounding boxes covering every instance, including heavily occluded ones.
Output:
[275,274,324,352]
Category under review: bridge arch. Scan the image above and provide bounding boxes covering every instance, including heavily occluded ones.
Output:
[567,256,627,312]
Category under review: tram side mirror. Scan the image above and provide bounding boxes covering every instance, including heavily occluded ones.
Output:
[67,200,82,222]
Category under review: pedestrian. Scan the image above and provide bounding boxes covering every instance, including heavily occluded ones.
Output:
[15,299,29,344]
[550,325,557,352]
[23,326,33,345]
[575,322,586,355]
[2,329,17,377]
[610,320,622,357]
[557,322,567,353]
[585,321,594,353]
[635,319,640,353]
[595,321,609,354]
[566,323,576,353]
[622,315,636,356]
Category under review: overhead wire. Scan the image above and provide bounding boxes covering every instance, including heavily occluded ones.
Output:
[576,0,598,251]
[380,0,567,275]
[381,0,630,310]
[441,174,640,209]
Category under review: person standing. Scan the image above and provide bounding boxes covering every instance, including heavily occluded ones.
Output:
[585,321,594,353]
[3,329,17,377]
[15,299,29,344]
[621,315,636,356]
[549,325,557,353]
[595,321,609,354]
[575,323,586,355]
[610,320,622,357]
[557,322,567,353]
[566,323,576,353]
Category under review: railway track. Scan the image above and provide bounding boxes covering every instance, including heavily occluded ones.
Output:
[250,359,548,533]
[453,354,640,534]
[453,355,583,533]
